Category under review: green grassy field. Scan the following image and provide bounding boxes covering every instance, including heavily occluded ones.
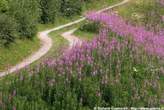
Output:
[0,37,40,71]
[74,29,96,41]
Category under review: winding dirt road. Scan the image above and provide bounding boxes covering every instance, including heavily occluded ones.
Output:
[0,0,130,77]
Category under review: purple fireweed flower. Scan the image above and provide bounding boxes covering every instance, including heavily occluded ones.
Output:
[157,0,164,5]
[86,12,164,57]
[158,29,164,37]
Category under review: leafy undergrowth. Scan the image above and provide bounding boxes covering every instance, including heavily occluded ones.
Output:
[0,12,164,109]
[0,37,40,71]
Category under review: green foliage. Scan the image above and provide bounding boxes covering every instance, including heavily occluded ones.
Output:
[79,22,100,33]
[80,78,101,108]
[60,0,82,17]
[8,0,39,39]
[39,0,60,24]
[0,0,8,13]
[0,0,40,46]
[82,0,93,2]
[0,14,16,46]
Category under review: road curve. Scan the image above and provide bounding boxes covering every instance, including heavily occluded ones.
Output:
[0,0,130,77]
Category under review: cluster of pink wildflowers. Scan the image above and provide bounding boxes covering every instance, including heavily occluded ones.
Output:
[86,12,164,57]
[157,0,164,5]
[45,29,125,80]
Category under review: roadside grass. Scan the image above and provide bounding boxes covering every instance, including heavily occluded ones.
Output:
[46,32,68,58]
[0,37,40,71]
[74,29,96,41]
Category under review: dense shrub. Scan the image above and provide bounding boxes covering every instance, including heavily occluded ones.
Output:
[0,0,8,13]
[8,0,39,39]
[39,0,60,24]
[79,22,100,33]
[16,13,37,39]
[0,14,17,46]
[60,0,82,17]
[82,0,92,2]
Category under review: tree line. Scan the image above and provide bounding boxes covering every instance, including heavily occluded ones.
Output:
[0,0,91,46]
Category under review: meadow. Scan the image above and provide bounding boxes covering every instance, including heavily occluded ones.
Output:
[0,0,164,109]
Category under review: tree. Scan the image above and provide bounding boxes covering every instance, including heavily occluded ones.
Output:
[39,0,60,24]
[60,0,82,17]
[8,0,39,39]
[0,14,17,46]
